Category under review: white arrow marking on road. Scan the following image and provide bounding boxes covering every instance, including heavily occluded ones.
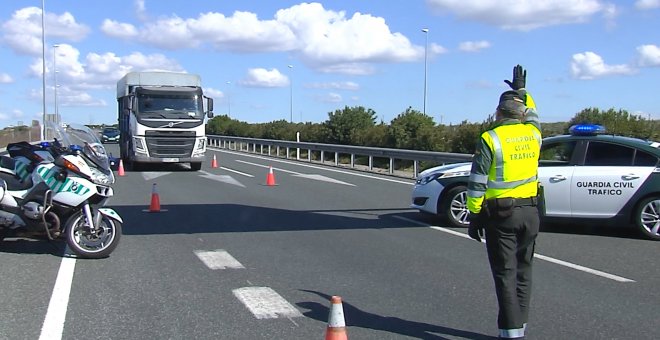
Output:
[194,250,245,270]
[292,173,355,186]
[233,287,303,319]
[198,171,246,187]
[141,172,171,181]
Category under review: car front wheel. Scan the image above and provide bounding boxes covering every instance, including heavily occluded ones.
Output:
[635,196,660,241]
[440,185,470,228]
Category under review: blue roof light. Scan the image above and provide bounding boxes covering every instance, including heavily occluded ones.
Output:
[39,141,51,148]
[569,124,606,136]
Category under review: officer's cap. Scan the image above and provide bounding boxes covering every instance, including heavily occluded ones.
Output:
[497,90,526,118]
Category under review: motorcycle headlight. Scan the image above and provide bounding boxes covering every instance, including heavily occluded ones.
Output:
[89,167,114,185]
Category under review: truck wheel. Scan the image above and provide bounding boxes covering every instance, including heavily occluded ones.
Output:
[190,162,202,171]
[439,185,470,228]
[634,196,660,241]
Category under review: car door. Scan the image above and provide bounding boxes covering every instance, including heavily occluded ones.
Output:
[570,141,656,218]
[537,140,577,217]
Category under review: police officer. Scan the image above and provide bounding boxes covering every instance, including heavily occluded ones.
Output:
[467,65,541,340]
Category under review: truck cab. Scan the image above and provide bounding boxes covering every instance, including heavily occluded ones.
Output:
[117,72,213,171]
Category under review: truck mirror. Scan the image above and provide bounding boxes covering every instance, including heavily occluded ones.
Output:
[205,97,214,118]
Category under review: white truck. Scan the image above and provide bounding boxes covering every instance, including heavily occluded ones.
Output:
[117,72,213,171]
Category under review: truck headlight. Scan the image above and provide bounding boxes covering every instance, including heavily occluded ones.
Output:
[133,137,147,154]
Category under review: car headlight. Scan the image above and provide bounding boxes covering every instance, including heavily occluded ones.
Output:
[416,173,441,185]
[439,170,471,179]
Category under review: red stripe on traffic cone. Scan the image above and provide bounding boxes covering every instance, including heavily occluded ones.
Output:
[325,296,348,340]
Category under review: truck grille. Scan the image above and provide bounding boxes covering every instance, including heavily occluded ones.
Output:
[144,131,196,157]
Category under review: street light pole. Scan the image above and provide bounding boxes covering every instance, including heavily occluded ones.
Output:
[226,81,231,117]
[288,65,293,123]
[53,44,60,124]
[41,0,47,139]
[422,28,429,116]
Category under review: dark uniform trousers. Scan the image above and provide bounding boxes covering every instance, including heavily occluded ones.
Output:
[485,205,539,338]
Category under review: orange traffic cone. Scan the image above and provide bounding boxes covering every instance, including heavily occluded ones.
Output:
[148,183,161,212]
[325,296,348,340]
[118,159,125,176]
[211,154,218,168]
[266,166,277,186]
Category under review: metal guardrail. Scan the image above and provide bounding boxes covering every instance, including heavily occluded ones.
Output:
[207,135,473,178]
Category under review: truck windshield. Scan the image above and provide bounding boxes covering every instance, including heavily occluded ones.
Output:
[137,93,203,119]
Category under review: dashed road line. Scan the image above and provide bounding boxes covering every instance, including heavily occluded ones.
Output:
[232,287,303,319]
[194,249,245,270]
[393,216,636,283]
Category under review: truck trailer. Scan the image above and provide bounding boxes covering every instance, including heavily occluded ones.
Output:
[117,72,213,171]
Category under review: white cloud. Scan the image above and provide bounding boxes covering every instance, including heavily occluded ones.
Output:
[100,2,425,74]
[0,73,13,83]
[430,43,449,55]
[317,92,343,103]
[135,0,148,21]
[203,88,224,100]
[26,44,183,107]
[570,51,636,79]
[305,81,360,90]
[1,7,90,56]
[635,0,660,9]
[637,45,660,67]
[239,68,288,87]
[101,19,138,39]
[426,0,608,31]
[458,40,491,52]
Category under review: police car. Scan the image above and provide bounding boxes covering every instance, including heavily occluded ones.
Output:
[411,124,660,240]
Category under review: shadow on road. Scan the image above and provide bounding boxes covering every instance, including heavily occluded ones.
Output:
[115,203,419,235]
[298,290,497,340]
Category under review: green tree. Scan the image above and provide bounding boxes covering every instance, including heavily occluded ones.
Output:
[388,107,437,150]
[323,106,377,145]
[568,108,656,140]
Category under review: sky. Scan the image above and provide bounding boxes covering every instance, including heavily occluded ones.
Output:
[0,0,659,129]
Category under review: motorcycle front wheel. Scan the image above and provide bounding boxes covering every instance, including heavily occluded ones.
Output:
[65,211,122,259]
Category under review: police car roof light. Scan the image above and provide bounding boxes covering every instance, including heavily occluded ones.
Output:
[569,124,606,136]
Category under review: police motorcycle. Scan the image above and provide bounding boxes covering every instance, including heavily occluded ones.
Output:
[0,123,122,258]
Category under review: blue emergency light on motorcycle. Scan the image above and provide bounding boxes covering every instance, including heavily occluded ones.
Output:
[39,142,51,148]
[569,124,606,136]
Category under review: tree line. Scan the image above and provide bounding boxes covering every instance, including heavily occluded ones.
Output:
[206,106,659,154]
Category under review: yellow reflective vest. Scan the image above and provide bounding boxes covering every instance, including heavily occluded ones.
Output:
[467,93,541,214]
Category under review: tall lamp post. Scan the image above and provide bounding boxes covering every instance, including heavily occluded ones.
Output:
[288,65,293,123]
[422,28,429,116]
[41,0,47,139]
[225,81,231,117]
[53,44,60,124]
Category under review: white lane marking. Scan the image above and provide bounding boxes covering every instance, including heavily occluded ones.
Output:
[39,256,76,340]
[212,148,414,185]
[236,160,355,186]
[194,250,245,270]
[219,167,254,177]
[232,287,303,319]
[141,172,170,181]
[293,174,355,186]
[198,171,246,187]
[236,160,301,175]
[393,216,636,283]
